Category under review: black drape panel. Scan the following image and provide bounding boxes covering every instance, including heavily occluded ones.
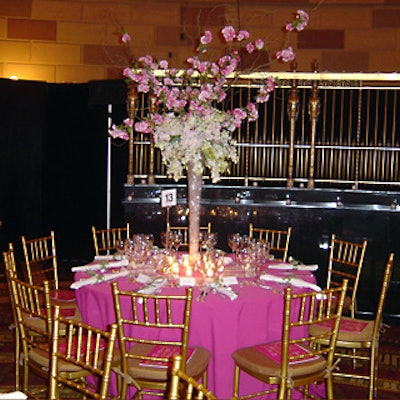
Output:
[0,79,47,260]
[0,79,129,268]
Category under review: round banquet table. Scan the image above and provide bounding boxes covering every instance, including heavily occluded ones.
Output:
[73,258,325,399]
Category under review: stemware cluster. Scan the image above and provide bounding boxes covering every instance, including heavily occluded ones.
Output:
[199,232,218,252]
[227,233,270,277]
[116,234,155,278]
[160,231,183,253]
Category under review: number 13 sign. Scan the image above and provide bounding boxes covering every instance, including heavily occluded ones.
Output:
[161,189,177,208]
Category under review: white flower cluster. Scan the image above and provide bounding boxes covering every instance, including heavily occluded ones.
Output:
[153,109,238,182]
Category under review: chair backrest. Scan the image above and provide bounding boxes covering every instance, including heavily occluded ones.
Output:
[91,223,130,256]
[111,282,193,374]
[21,231,59,290]
[3,243,18,279]
[169,355,216,400]
[11,276,52,345]
[11,276,52,399]
[278,280,348,398]
[248,224,292,261]
[371,253,394,343]
[49,306,117,400]
[166,222,212,248]
[327,234,367,317]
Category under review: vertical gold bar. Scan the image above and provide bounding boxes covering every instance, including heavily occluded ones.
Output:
[287,79,299,187]
[126,85,138,184]
[307,80,320,188]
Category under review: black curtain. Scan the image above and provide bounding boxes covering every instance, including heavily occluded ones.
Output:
[0,78,128,268]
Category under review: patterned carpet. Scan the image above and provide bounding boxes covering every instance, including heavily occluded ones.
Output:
[0,282,399,399]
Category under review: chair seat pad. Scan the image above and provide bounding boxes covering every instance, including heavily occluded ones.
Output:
[122,343,210,382]
[232,342,327,379]
[28,348,82,373]
[310,316,374,343]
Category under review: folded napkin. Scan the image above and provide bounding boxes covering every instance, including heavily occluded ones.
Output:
[0,392,27,399]
[260,273,321,292]
[269,263,319,271]
[71,259,129,273]
[94,254,115,261]
[70,269,129,289]
[137,278,166,295]
[215,286,238,301]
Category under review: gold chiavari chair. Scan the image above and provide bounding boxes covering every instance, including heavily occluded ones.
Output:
[326,234,367,318]
[21,230,81,321]
[49,306,118,400]
[111,283,210,400]
[248,224,292,262]
[3,243,21,391]
[232,280,348,400]
[169,355,217,400]
[91,223,130,256]
[11,276,53,399]
[310,253,394,400]
[166,222,212,248]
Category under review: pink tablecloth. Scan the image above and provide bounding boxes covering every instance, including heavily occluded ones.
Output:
[74,263,325,399]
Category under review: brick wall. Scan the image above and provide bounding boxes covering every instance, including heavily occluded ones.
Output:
[0,0,399,83]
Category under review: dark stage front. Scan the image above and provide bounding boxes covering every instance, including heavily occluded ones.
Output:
[124,184,400,323]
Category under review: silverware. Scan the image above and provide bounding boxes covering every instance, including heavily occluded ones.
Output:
[259,284,283,294]
[196,287,209,302]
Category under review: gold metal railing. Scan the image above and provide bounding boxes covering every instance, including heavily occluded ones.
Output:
[126,72,400,189]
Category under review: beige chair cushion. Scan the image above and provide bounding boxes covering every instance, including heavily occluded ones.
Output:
[118,343,210,382]
[29,347,82,373]
[232,342,327,379]
[310,316,374,342]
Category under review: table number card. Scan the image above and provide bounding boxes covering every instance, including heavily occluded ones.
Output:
[161,188,177,208]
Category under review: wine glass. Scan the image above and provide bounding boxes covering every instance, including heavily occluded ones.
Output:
[115,239,126,259]
[228,233,242,254]
[171,231,183,252]
[205,232,218,252]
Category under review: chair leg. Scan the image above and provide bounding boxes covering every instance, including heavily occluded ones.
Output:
[369,346,379,400]
[233,365,240,399]
[278,378,286,399]
[15,331,20,390]
[326,374,334,400]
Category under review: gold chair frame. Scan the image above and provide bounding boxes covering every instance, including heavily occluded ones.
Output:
[111,283,210,400]
[169,355,216,400]
[248,224,292,262]
[232,281,348,400]
[11,276,52,399]
[311,253,394,400]
[49,306,118,400]
[21,230,59,290]
[166,222,212,248]
[327,234,367,318]
[91,223,130,256]
[3,243,21,391]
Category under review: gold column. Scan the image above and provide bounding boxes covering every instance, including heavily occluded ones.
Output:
[147,94,158,184]
[287,75,299,188]
[307,78,320,189]
[126,85,138,184]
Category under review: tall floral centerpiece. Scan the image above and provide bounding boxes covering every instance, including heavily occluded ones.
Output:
[110,10,309,261]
